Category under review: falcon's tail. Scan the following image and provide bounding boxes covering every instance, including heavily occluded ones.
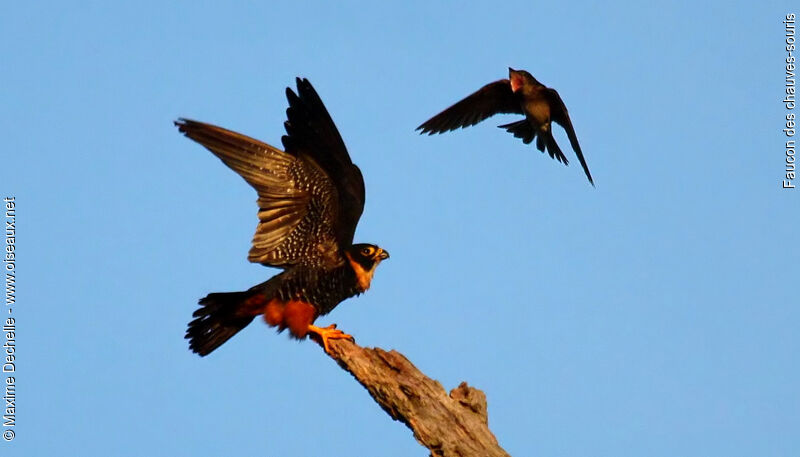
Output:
[186,291,256,356]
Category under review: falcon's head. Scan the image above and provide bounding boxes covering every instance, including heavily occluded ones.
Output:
[346,244,390,291]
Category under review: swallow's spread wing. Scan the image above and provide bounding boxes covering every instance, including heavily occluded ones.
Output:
[416,79,522,134]
[544,88,593,185]
[175,81,364,268]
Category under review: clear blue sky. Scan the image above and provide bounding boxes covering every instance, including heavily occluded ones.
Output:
[3,1,798,456]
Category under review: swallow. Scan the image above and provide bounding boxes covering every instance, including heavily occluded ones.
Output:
[417,68,593,185]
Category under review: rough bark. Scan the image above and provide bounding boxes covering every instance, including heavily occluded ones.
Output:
[326,338,511,457]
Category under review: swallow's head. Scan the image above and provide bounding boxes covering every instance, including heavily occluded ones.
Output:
[508,68,538,93]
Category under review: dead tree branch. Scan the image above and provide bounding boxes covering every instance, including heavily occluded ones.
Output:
[326,338,511,457]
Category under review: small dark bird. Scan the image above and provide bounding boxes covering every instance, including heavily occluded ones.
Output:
[175,78,389,356]
[417,68,593,185]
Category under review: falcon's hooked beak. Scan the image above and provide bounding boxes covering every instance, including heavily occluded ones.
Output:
[509,67,523,93]
[376,248,389,261]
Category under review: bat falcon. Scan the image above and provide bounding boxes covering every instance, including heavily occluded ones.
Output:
[175,78,389,356]
[417,68,593,185]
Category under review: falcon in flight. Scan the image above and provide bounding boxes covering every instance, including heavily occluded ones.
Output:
[417,68,593,185]
[176,78,389,356]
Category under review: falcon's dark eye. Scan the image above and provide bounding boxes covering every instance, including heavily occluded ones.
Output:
[361,246,375,257]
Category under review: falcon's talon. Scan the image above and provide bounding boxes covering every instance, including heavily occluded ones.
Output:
[308,324,354,354]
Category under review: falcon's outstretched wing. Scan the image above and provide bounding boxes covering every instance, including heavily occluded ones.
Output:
[282,78,365,248]
[175,79,364,269]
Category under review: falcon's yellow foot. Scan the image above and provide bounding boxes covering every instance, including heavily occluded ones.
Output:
[307,324,354,354]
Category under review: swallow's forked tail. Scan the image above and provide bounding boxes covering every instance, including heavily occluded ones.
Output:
[498,119,535,144]
[498,120,569,165]
[542,131,568,165]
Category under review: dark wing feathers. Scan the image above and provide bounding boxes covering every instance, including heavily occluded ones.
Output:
[282,78,366,246]
[544,88,594,185]
[176,78,365,268]
[174,118,323,267]
[417,79,522,134]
